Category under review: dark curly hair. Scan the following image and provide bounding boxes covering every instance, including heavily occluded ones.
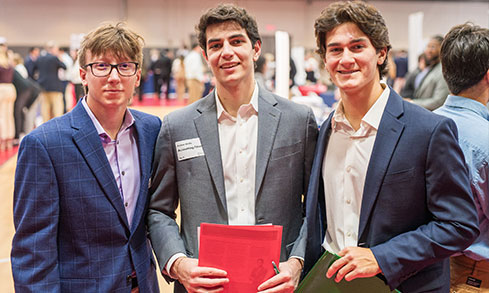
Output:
[197,3,261,55]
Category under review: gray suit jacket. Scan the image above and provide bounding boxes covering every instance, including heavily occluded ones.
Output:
[148,86,318,292]
[413,62,449,111]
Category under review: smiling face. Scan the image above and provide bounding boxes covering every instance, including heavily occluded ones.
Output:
[80,50,140,114]
[204,21,261,89]
[324,22,386,96]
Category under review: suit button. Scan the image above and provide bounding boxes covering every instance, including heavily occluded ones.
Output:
[126,274,132,285]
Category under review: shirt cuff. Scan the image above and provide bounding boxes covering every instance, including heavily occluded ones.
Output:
[289,256,304,269]
[165,253,187,279]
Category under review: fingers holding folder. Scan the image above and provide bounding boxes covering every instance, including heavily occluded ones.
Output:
[172,257,229,292]
[257,258,302,293]
[326,247,382,283]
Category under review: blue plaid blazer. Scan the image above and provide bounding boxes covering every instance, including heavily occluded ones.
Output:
[12,102,161,292]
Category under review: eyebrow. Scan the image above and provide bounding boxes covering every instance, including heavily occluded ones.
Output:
[207,34,246,45]
[327,38,367,47]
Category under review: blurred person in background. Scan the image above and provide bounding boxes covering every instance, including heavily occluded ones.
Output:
[171,53,186,103]
[24,46,39,80]
[0,37,16,151]
[34,41,66,122]
[410,35,450,110]
[184,43,205,104]
[400,53,427,100]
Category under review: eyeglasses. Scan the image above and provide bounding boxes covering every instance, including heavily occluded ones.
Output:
[83,62,139,77]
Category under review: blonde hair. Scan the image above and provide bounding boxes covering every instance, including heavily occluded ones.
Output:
[78,22,144,68]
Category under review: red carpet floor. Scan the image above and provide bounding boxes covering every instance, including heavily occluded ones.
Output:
[0,146,19,166]
[131,94,187,107]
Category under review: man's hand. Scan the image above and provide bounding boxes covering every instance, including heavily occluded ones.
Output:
[171,257,229,293]
[326,247,381,283]
[257,258,302,293]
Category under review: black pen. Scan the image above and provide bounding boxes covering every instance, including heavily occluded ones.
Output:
[272,261,280,275]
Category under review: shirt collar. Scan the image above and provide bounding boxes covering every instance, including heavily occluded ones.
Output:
[443,95,489,121]
[81,97,135,142]
[215,82,259,122]
[332,84,390,132]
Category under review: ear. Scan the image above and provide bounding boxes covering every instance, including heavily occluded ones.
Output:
[253,40,262,62]
[80,67,88,87]
[201,47,208,62]
[135,68,141,87]
[377,47,388,65]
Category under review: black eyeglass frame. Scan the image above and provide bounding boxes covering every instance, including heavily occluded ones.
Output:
[83,62,139,77]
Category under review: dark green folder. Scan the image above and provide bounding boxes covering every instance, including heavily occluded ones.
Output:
[296,251,401,293]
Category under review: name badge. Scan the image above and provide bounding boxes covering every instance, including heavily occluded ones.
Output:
[176,138,205,161]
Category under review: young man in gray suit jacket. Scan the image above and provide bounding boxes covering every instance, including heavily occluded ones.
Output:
[148,4,318,293]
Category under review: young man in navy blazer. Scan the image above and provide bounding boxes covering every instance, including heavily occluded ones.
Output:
[304,1,479,292]
[11,23,161,292]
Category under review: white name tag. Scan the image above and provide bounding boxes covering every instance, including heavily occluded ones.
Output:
[175,138,205,161]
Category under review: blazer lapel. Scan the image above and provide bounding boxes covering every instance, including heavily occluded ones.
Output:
[306,113,333,245]
[130,111,150,232]
[358,90,405,241]
[70,103,130,230]
[194,93,227,210]
[255,89,281,197]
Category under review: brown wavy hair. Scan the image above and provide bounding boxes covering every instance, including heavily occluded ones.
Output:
[314,1,391,78]
[78,22,144,68]
[441,22,489,94]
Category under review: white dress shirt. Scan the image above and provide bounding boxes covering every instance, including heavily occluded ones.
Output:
[216,83,259,225]
[165,84,259,274]
[322,85,390,253]
[82,98,140,227]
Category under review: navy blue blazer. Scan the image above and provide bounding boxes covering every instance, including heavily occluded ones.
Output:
[12,102,161,292]
[34,53,66,92]
[304,89,479,292]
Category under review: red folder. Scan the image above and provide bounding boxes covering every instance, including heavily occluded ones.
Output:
[198,223,283,293]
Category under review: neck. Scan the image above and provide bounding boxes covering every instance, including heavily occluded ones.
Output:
[340,81,384,131]
[216,79,255,117]
[457,83,489,106]
[86,98,126,140]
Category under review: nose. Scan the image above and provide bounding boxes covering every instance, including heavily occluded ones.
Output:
[339,49,354,67]
[107,66,121,82]
[221,41,233,58]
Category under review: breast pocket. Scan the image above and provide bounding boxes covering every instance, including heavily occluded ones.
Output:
[383,168,416,185]
[270,141,302,161]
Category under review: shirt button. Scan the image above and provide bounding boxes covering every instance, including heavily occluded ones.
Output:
[347,232,352,237]
[125,202,128,207]
[240,178,244,183]
[117,141,120,145]
[122,171,125,176]
[346,166,352,172]
[346,199,351,204]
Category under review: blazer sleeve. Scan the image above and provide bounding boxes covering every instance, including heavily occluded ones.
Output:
[11,135,61,292]
[370,117,479,289]
[147,114,187,278]
[413,71,449,111]
[289,107,319,259]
